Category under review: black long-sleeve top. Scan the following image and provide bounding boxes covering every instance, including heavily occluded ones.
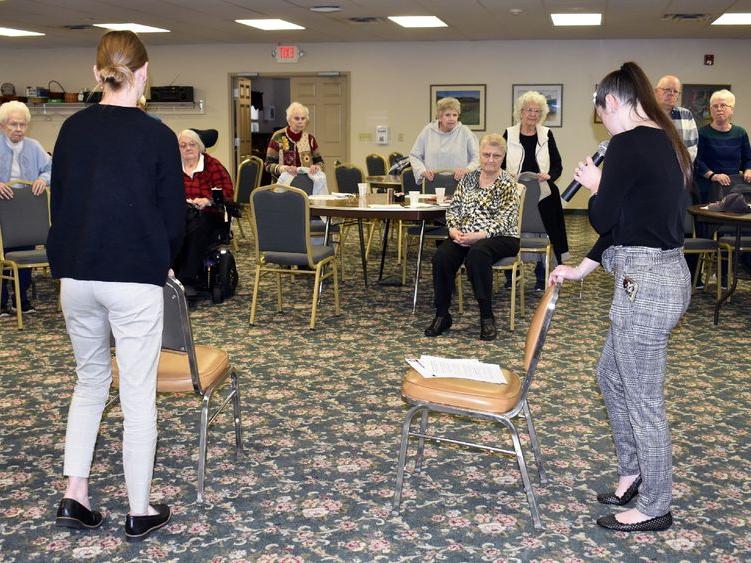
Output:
[47,104,185,286]
[501,129,563,187]
[586,126,687,262]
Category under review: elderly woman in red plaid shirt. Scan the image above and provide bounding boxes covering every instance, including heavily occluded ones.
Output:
[173,129,233,295]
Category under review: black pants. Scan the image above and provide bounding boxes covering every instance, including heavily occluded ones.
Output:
[432,236,519,317]
[173,212,223,285]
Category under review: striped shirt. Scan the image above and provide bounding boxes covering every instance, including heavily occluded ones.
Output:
[670,105,698,162]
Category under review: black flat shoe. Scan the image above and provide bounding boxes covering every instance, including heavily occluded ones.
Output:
[424,314,452,337]
[597,511,673,532]
[597,476,641,505]
[479,317,497,341]
[124,504,171,542]
[55,498,105,530]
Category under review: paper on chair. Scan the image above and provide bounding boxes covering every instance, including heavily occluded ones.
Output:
[406,355,507,384]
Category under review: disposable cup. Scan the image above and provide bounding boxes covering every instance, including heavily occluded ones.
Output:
[409,191,420,207]
[357,183,368,197]
[435,187,446,204]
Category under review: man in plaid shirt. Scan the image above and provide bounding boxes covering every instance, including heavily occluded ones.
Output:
[655,75,698,162]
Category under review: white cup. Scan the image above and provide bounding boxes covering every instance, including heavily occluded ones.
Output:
[357,183,369,197]
[409,190,420,207]
[435,187,446,204]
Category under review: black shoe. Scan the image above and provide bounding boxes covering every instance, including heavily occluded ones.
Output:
[596,511,673,532]
[55,498,105,530]
[534,280,545,292]
[597,476,641,506]
[424,314,452,337]
[504,278,512,290]
[479,317,497,341]
[0,304,13,318]
[694,280,705,290]
[124,504,171,542]
[21,302,36,313]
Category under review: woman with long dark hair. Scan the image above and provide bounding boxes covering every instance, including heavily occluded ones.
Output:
[550,62,692,532]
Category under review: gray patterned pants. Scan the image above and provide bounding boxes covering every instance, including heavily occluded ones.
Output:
[598,246,691,517]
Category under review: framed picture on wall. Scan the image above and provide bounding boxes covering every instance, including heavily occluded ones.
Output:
[682,84,731,125]
[512,84,563,127]
[430,84,486,131]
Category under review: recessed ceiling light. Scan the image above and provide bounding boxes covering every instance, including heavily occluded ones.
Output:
[388,16,447,28]
[93,23,170,33]
[0,26,45,37]
[310,5,342,13]
[551,13,602,26]
[712,12,751,25]
[235,19,305,31]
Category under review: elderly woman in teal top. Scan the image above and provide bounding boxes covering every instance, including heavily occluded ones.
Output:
[0,100,52,317]
[694,89,751,203]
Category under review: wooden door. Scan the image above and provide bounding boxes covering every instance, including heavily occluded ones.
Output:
[233,77,252,177]
[290,76,349,166]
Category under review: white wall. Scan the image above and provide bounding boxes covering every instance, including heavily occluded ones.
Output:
[6,38,750,208]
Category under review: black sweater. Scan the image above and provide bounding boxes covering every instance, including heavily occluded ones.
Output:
[587,126,687,262]
[47,104,185,286]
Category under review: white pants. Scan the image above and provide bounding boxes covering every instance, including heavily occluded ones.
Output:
[61,278,163,514]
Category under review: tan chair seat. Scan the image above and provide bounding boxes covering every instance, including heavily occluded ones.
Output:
[112,345,229,393]
[401,367,521,414]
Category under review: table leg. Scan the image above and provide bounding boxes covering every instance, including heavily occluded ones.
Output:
[714,225,741,325]
[378,219,391,281]
[357,218,368,286]
[412,219,426,314]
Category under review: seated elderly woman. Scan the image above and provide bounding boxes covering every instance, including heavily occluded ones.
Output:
[424,133,520,341]
[173,129,233,295]
[265,102,324,181]
[0,101,52,317]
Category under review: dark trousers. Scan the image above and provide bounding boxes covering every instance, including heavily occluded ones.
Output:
[1,245,33,307]
[173,212,222,285]
[432,236,519,317]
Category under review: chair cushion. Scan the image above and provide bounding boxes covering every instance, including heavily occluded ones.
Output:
[402,367,521,414]
[112,345,230,393]
[520,237,549,250]
[492,256,519,268]
[718,236,751,249]
[684,238,718,251]
[4,249,47,265]
[263,245,335,266]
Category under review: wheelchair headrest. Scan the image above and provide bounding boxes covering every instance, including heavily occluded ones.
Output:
[191,128,218,149]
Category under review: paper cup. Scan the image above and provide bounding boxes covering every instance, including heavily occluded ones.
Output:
[357,183,369,197]
[435,187,446,204]
[409,190,420,207]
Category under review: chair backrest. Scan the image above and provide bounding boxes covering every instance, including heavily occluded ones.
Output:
[400,168,416,193]
[517,177,546,235]
[290,173,315,195]
[518,283,561,405]
[251,184,310,256]
[422,170,459,196]
[365,153,387,176]
[0,180,50,251]
[388,152,405,167]
[161,277,203,395]
[234,156,263,204]
[513,183,526,239]
[334,163,363,194]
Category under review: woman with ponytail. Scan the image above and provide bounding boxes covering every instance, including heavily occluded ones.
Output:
[48,30,184,541]
[550,62,691,532]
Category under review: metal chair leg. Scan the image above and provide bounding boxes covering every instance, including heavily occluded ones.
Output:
[332,258,341,316]
[249,263,262,325]
[414,409,429,473]
[310,262,322,329]
[522,400,547,483]
[392,405,423,513]
[231,370,244,458]
[503,419,543,529]
[197,391,212,503]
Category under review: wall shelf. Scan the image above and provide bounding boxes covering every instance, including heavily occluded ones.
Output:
[28,100,205,116]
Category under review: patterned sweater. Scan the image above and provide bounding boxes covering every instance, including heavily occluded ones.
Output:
[446,169,520,238]
[264,127,324,178]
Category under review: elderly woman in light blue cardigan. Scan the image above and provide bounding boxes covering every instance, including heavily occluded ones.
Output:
[409,96,479,188]
[0,101,52,316]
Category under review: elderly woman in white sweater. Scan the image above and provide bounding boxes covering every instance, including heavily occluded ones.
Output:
[409,97,479,188]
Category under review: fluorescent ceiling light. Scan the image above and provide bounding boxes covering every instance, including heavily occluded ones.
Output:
[551,13,602,26]
[0,26,45,37]
[388,16,447,28]
[235,19,305,30]
[310,5,342,13]
[712,13,751,25]
[93,23,170,33]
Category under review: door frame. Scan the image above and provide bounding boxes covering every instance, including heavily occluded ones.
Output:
[228,71,351,181]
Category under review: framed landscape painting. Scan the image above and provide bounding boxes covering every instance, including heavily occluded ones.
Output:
[512,84,563,127]
[430,84,486,131]
[682,84,731,125]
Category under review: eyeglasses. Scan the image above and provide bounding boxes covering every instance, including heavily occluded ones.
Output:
[658,87,680,95]
[481,152,503,160]
[711,103,733,110]
[522,107,542,114]
[179,142,198,149]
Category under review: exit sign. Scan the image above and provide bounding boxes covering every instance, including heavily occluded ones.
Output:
[274,45,300,63]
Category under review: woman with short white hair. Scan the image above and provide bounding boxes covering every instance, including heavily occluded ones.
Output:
[264,101,324,180]
[409,96,479,187]
[503,90,569,292]
[0,100,52,317]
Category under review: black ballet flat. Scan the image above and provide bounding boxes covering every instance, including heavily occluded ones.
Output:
[597,476,642,506]
[597,511,673,532]
[55,498,105,530]
[125,504,171,542]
